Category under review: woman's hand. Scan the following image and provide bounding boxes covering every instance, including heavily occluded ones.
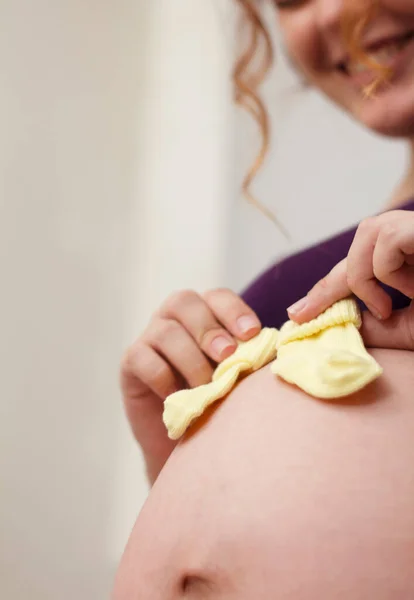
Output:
[287,210,414,349]
[120,289,261,484]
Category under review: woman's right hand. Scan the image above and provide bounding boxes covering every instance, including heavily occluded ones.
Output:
[120,288,261,484]
[287,211,414,352]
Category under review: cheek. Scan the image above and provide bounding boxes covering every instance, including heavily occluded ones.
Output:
[382,0,414,12]
[279,14,323,83]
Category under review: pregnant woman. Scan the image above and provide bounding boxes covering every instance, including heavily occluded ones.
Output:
[114,1,414,597]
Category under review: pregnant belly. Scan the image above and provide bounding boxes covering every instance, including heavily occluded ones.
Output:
[114,349,414,599]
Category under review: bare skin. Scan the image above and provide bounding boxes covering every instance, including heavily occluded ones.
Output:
[114,348,414,599]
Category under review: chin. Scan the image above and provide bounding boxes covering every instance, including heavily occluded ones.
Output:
[355,85,414,139]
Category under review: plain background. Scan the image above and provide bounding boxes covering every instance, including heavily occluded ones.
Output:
[0,0,407,598]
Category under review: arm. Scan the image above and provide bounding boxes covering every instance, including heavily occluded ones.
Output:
[120,289,261,484]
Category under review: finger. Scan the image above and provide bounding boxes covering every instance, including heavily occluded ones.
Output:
[121,341,183,400]
[346,218,392,319]
[148,318,215,388]
[203,288,261,340]
[159,290,238,362]
[373,222,414,299]
[361,302,414,350]
[120,344,178,481]
[288,259,351,323]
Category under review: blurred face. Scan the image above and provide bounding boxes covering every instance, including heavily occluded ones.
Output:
[275,0,414,138]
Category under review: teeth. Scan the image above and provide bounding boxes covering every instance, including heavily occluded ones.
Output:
[352,45,398,73]
[348,34,413,74]
[373,46,398,61]
[353,63,370,73]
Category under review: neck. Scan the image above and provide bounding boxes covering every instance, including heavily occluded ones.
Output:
[387,140,414,209]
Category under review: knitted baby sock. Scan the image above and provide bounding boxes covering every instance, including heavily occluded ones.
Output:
[163,327,278,440]
[271,299,383,399]
[163,299,382,440]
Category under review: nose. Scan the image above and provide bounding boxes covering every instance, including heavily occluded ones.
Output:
[315,0,344,33]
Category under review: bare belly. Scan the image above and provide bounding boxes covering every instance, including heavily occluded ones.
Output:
[114,349,414,599]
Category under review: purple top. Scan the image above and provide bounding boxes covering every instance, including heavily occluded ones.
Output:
[242,199,414,329]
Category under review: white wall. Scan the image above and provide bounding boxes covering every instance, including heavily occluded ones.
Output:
[108,0,235,561]
[1,1,234,598]
[1,1,149,598]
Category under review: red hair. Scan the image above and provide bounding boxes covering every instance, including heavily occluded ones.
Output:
[233,0,388,221]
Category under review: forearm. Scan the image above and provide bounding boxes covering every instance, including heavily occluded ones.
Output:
[143,444,174,486]
[126,399,176,486]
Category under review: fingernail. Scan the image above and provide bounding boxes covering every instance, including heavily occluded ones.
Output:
[237,315,260,335]
[211,336,235,358]
[367,304,384,321]
[287,297,308,316]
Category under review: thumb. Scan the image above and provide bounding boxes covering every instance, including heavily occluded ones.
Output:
[361,301,414,350]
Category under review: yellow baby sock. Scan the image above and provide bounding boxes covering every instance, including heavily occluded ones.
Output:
[271,299,383,399]
[163,327,278,440]
[163,299,383,440]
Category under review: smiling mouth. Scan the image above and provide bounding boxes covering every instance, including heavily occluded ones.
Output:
[338,31,414,78]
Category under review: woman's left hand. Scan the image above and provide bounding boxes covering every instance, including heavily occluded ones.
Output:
[287,210,414,349]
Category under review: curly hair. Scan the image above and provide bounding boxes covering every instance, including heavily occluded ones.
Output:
[233,0,388,224]
[233,0,277,225]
